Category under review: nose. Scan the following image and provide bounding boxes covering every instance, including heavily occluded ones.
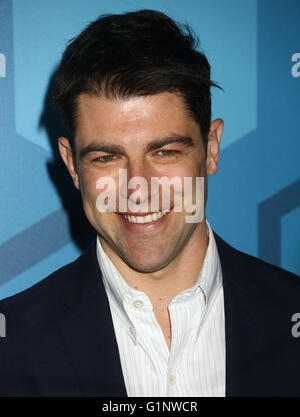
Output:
[128,157,156,179]
[126,159,153,204]
[117,158,157,212]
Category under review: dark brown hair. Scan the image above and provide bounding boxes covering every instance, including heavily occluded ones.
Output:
[53,9,221,150]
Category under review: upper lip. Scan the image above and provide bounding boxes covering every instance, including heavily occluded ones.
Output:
[117,210,170,216]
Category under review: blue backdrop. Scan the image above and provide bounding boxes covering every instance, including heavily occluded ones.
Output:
[0,0,299,300]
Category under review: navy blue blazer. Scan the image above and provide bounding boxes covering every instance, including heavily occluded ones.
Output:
[0,232,299,397]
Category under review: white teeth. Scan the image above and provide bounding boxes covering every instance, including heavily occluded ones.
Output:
[123,210,168,224]
[144,214,153,223]
[151,212,158,221]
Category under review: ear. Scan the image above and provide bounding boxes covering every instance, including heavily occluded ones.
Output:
[206,118,223,175]
[58,137,80,189]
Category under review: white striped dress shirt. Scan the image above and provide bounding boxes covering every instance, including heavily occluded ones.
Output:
[96,220,225,397]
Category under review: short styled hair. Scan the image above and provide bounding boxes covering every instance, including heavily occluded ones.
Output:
[53,9,221,150]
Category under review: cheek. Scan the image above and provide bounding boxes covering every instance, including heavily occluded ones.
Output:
[81,170,123,218]
[169,163,203,181]
[154,165,199,181]
[78,169,101,206]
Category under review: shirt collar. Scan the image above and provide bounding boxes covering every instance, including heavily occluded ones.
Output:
[96,220,222,344]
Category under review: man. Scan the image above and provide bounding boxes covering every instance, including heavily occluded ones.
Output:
[0,9,299,397]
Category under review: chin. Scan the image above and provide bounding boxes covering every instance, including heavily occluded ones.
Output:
[129,263,166,273]
[124,254,172,273]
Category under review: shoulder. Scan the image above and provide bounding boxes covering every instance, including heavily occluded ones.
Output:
[0,241,97,332]
[213,231,300,294]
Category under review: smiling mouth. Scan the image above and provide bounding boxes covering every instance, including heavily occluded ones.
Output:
[121,210,169,224]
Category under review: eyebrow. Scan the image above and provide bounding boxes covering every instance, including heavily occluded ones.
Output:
[147,136,194,152]
[78,136,194,160]
[79,143,124,160]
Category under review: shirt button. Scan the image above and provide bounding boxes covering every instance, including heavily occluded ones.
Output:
[169,375,176,385]
[133,300,144,309]
[129,326,134,335]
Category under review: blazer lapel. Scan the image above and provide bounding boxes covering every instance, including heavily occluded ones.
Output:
[58,241,127,396]
[214,232,270,397]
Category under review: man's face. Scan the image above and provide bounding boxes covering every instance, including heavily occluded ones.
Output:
[59,92,222,272]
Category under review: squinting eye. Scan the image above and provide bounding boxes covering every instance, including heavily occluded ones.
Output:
[157,150,178,157]
[94,155,118,163]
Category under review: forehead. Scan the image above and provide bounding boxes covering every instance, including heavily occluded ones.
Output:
[75,91,202,149]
